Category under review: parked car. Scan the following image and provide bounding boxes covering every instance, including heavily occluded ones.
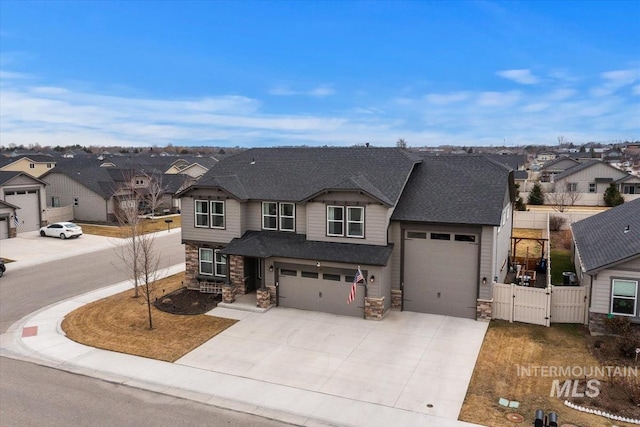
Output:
[0,258,5,277]
[39,222,83,239]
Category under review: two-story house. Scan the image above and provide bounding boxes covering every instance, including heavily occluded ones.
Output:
[179,147,514,321]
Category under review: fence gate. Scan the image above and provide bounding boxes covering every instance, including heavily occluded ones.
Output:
[492,284,588,326]
[492,283,550,327]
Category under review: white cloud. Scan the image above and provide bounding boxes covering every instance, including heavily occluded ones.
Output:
[269,84,335,97]
[591,69,639,97]
[476,91,521,107]
[497,69,540,85]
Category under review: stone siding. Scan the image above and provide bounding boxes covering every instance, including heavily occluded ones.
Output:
[588,312,609,336]
[476,298,493,321]
[391,289,402,310]
[267,285,277,306]
[365,296,385,320]
[257,288,271,309]
[185,243,199,289]
[229,255,245,295]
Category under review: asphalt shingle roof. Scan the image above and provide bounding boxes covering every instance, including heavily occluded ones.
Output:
[391,155,512,226]
[572,198,640,273]
[192,147,421,206]
[553,160,628,181]
[221,230,393,266]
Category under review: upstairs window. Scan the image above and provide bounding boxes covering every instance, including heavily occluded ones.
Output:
[262,202,295,232]
[195,200,225,229]
[262,202,278,230]
[195,200,209,227]
[327,205,364,238]
[327,206,344,236]
[346,207,364,238]
[211,201,225,229]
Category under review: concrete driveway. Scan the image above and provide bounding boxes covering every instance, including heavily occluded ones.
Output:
[177,305,488,420]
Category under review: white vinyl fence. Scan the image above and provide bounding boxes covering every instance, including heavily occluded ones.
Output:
[492,283,588,326]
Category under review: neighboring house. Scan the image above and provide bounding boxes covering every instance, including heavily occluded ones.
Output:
[0,171,47,234]
[535,152,557,163]
[552,160,635,205]
[41,158,189,222]
[0,155,56,178]
[0,200,20,239]
[178,148,514,321]
[538,157,580,182]
[572,199,640,334]
[616,174,640,195]
[165,159,210,179]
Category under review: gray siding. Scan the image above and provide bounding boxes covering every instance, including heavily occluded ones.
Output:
[243,201,306,235]
[181,195,242,244]
[479,226,496,300]
[555,162,627,193]
[589,257,640,314]
[43,172,108,222]
[306,201,388,245]
[388,221,402,289]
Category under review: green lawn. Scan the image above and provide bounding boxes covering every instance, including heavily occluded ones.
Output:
[550,249,575,285]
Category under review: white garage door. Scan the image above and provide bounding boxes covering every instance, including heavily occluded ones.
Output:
[5,190,40,232]
[0,217,8,239]
[403,231,479,319]
[278,269,365,317]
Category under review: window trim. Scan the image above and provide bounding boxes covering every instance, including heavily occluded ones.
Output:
[199,248,214,276]
[194,199,209,228]
[262,202,278,230]
[214,249,227,277]
[210,200,225,229]
[327,205,345,237]
[346,206,365,238]
[279,202,296,232]
[611,279,638,317]
[588,183,596,193]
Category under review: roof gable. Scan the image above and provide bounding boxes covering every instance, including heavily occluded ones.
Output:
[190,147,420,205]
[554,160,628,181]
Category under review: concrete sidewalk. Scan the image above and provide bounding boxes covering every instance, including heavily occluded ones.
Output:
[0,263,484,427]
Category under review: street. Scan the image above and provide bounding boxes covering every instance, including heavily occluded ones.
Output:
[0,232,288,426]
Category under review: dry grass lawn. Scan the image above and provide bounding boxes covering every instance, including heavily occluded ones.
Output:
[79,215,182,238]
[460,321,636,427]
[512,228,544,259]
[62,272,236,362]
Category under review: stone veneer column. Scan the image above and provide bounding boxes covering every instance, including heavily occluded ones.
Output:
[184,244,199,289]
[229,255,245,295]
[267,285,277,306]
[390,289,402,310]
[256,288,271,309]
[476,298,493,321]
[365,296,385,320]
[222,285,235,304]
[588,312,609,335]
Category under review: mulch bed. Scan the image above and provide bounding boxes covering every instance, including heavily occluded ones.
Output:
[154,287,221,315]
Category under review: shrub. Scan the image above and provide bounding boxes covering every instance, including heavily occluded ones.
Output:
[549,215,566,231]
[604,315,632,336]
[603,183,625,207]
[611,375,640,406]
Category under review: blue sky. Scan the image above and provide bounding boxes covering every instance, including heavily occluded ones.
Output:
[1,1,639,148]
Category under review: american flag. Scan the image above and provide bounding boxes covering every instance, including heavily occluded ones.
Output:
[13,213,19,228]
[348,268,364,304]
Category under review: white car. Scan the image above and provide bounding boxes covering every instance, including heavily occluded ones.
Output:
[39,222,83,239]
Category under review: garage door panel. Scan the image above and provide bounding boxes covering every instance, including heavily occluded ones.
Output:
[404,235,479,319]
[279,274,364,317]
[0,217,8,239]
[5,190,40,232]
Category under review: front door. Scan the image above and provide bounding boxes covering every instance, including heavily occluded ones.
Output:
[243,257,262,292]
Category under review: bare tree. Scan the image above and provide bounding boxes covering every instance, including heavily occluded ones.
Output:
[146,173,166,218]
[137,231,160,329]
[396,138,407,149]
[548,184,582,212]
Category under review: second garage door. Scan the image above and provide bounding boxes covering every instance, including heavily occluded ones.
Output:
[5,190,40,232]
[278,269,365,317]
[403,230,479,319]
